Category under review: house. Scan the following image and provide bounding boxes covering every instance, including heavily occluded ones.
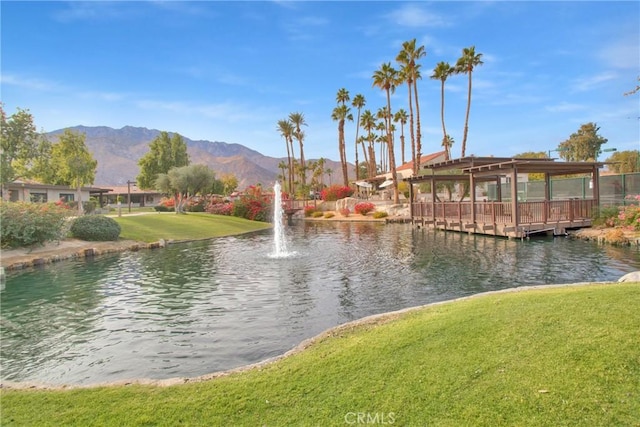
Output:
[3,180,111,205]
[103,186,164,207]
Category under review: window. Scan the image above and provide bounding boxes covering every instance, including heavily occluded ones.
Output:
[59,193,75,202]
[30,192,48,203]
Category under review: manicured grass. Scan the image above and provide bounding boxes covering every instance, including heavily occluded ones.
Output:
[2,283,638,426]
[113,213,271,242]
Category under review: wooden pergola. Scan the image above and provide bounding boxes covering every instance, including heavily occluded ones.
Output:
[406,157,603,238]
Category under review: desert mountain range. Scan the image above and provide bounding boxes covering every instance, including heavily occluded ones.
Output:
[46,126,352,189]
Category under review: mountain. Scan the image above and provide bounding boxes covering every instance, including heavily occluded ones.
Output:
[45,126,351,189]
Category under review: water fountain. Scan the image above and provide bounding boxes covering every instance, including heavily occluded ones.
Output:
[270,181,294,258]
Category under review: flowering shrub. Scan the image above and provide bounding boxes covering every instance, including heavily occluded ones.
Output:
[0,201,71,248]
[354,202,375,216]
[593,195,640,231]
[339,207,350,217]
[206,201,233,216]
[320,185,353,201]
[304,206,318,217]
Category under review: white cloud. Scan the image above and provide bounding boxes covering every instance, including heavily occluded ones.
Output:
[0,74,61,92]
[597,38,640,70]
[572,72,618,92]
[387,4,450,28]
[545,102,586,113]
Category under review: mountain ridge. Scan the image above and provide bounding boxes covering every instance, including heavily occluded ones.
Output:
[46,125,350,189]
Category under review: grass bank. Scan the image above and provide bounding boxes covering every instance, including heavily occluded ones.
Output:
[2,283,638,426]
[114,213,271,243]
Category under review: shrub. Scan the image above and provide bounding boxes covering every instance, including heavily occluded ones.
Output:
[0,201,71,248]
[372,211,388,219]
[70,215,121,241]
[304,206,318,217]
[206,202,233,216]
[354,202,375,216]
[324,212,335,218]
[312,211,324,218]
[320,185,353,201]
[339,207,350,217]
[593,197,640,231]
[232,192,269,222]
[154,205,174,212]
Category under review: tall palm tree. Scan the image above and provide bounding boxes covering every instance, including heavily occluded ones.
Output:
[351,94,366,180]
[397,38,426,175]
[336,88,350,106]
[394,109,408,164]
[289,112,307,185]
[455,46,484,158]
[360,109,376,178]
[375,121,387,172]
[372,62,400,204]
[277,119,295,194]
[431,61,455,160]
[331,104,353,186]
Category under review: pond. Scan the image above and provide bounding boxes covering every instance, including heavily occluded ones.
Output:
[1,222,638,386]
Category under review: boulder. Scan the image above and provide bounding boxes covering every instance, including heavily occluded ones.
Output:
[618,271,640,282]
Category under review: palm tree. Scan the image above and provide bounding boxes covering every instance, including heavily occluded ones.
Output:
[331,104,353,186]
[375,120,387,172]
[430,62,454,160]
[397,38,426,175]
[289,112,307,184]
[336,88,350,106]
[325,167,333,185]
[277,119,295,194]
[455,46,484,158]
[442,135,455,161]
[360,109,376,178]
[351,94,366,180]
[372,62,400,204]
[394,109,408,164]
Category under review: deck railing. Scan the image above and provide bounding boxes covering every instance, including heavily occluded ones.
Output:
[411,199,597,225]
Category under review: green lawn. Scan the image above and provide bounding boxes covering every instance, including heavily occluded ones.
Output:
[113,212,271,242]
[2,283,638,426]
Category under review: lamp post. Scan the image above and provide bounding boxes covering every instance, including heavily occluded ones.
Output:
[127,180,137,213]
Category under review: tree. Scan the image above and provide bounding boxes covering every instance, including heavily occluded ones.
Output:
[557,123,608,162]
[352,94,366,180]
[289,112,307,185]
[431,61,455,160]
[624,76,639,96]
[331,103,353,187]
[360,109,376,178]
[155,164,215,213]
[0,106,39,197]
[394,109,408,164]
[137,131,189,189]
[372,62,400,204]
[277,119,295,194]
[514,151,548,180]
[50,129,97,215]
[397,39,426,174]
[455,46,484,158]
[442,135,455,162]
[605,150,639,173]
[220,173,238,196]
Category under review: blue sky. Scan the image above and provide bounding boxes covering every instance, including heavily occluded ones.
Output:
[2,1,638,163]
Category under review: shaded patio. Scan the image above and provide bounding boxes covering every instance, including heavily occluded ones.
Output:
[406,157,603,238]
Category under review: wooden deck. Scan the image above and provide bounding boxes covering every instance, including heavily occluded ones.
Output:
[410,199,597,238]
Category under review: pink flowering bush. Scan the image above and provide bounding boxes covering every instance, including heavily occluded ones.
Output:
[304,206,318,217]
[354,202,375,216]
[206,201,233,216]
[320,185,353,201]
[593,195,640,231]
[339,207,350,217]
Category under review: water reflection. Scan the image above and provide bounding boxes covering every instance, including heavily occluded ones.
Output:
[1,223,638,385]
